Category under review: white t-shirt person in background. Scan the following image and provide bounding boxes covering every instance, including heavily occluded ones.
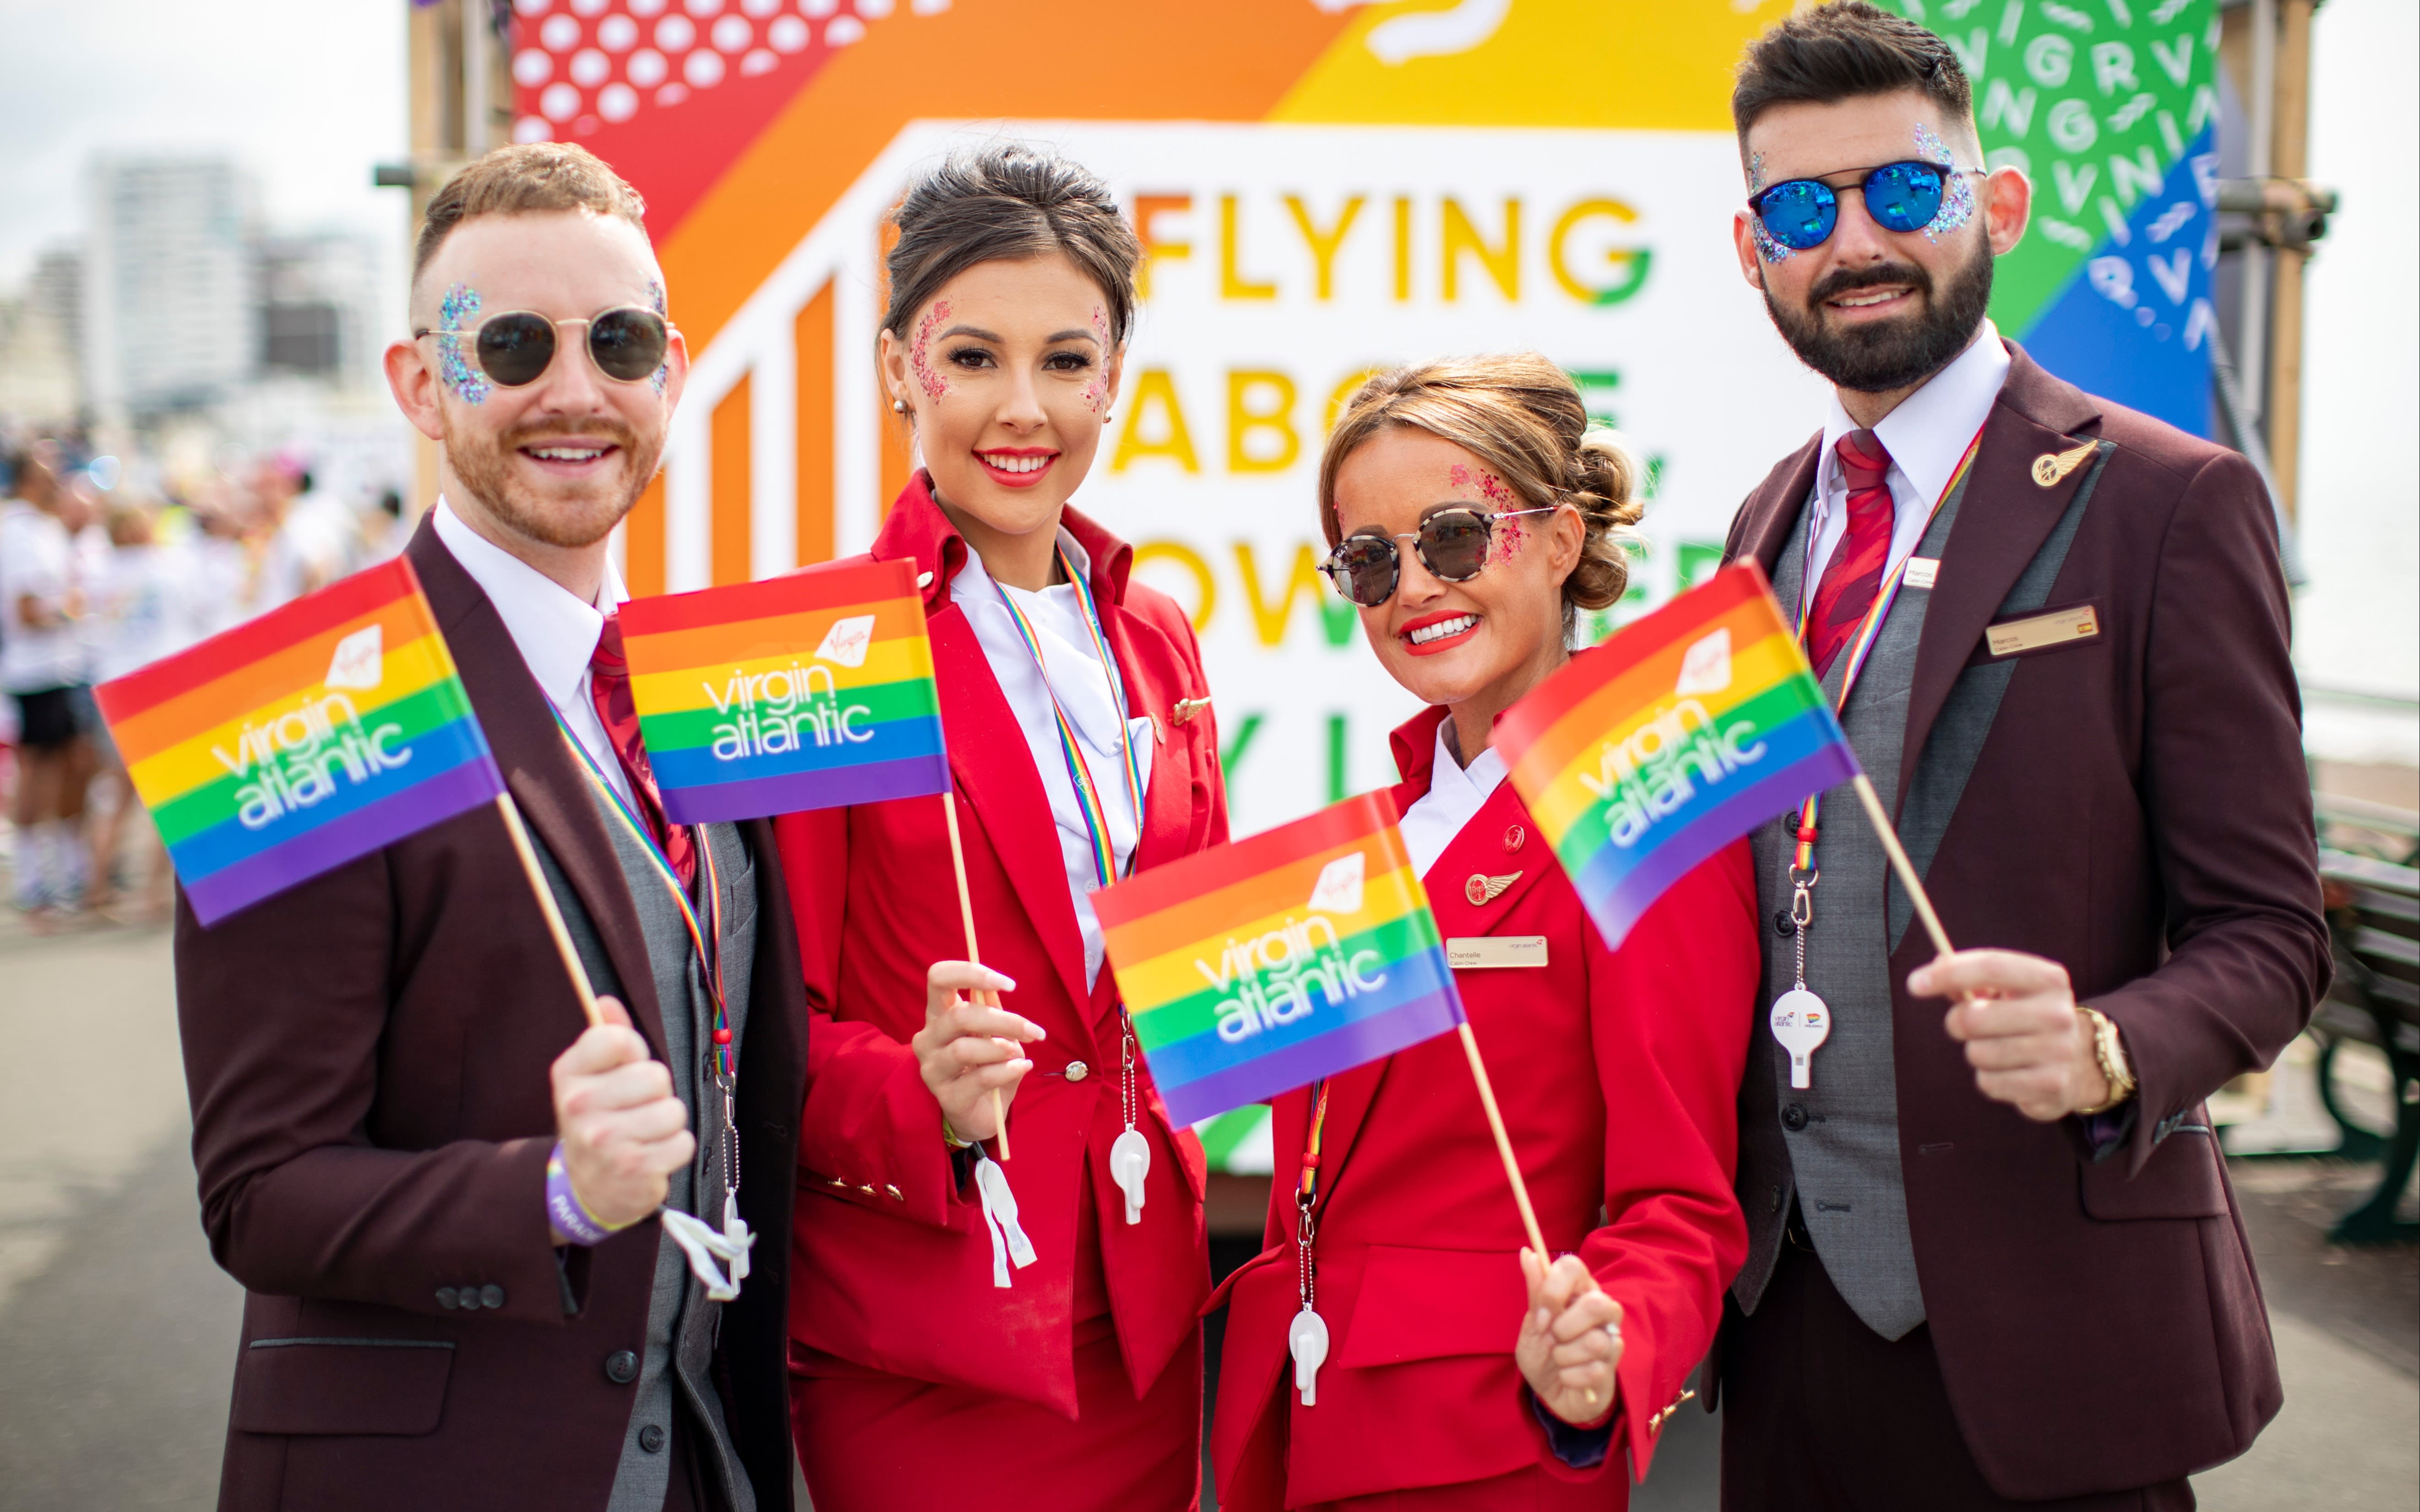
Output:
[0,439,98,914]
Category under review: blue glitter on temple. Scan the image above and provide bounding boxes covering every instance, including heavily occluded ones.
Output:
[1914,125,1975,242]
[438,282,489,404]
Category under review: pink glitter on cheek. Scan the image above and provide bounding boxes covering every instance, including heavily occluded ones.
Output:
[1489,519,1525,567]
[1446,463,1511,507]
[1080,303,1111,413]
[910,299,950,401]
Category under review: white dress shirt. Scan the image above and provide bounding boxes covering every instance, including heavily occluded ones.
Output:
[430,499,634,810]
[1799,320,2013,611]
[1399,717,1508,879]
[952,531,1155,987]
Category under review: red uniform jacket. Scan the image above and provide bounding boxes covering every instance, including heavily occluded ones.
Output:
[775,475,1224,1419]
[1211,706,1759,1508]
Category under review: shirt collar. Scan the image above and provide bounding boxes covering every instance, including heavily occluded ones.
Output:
[430,497,628,710]
[948,525,1090,603]
[1819,318,2011,507]
[1429,718,1509,804]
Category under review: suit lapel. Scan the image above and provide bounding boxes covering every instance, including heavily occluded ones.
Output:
[406,524,665,1052]
[1896,349,2102,813]
[1732,435,1823,574]
[928,601,1093,1015]
[1425,781,1553,928]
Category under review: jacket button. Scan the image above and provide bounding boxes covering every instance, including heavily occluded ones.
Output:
[1782,1103,1809,1132]
[1503,824,1525,853]
[435,1287,459,1310]
[605,1350,639,1385]
[1774,909,1796,938]
[637,1423,666,1454]
[455,1288,481,1311]
[885,1184,903,1201]
[916,570,935,589]
[1770,1185,1784,1214]
[479,1284,505,1309]
[1066,1060,1089,1083]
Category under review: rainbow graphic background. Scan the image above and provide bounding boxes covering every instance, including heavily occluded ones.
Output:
[1495,565,1860,949]
[615,558,948,823]
[94,558,505,925]
[1094,792,1464,1126]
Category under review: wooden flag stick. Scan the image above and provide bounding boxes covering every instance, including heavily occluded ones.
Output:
[1457,1021,1603,1408]
[495,792,605,1029]
[940,794,1010,1160]
[1847,774,1957,961]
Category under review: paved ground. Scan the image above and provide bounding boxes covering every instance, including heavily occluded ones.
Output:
[0,926,2410,1511]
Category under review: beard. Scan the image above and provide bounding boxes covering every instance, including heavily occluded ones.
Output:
[1763,233,1994,394]
[443,412,662,550]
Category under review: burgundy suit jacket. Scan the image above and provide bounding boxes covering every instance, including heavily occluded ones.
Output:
[774,476,1224,1424]
[1210,706,1759,1509]
[175,521,807,1511]
[1719,344,2328,1497]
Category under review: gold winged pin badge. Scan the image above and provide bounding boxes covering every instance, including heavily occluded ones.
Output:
[2030,440,2097,488]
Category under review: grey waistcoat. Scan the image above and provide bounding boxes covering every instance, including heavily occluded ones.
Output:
[1733,477,1969,1341]
[539,797,759,1512]
[1730,441,2110,1339]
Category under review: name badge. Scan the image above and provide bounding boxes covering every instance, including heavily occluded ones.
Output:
[1902,556,1939,590]
[1986,605,2099,657]
[1447,936,1548,969]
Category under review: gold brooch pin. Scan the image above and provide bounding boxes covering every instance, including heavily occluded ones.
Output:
[2030,441,2096,488]
[1171,696,1211,726]
[1464,871,1521,906]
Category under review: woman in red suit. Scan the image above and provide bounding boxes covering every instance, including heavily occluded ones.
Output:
[773,145,1224,1510]
[1210,355,1761,1510]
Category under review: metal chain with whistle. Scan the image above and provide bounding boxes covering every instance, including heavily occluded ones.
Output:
[1773,428,1982,1090]
[985,544,1155,1227]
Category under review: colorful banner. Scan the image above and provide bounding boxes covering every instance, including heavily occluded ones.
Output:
[94,558,506,924]
[1093,791,1463,1126]
[615,558,949,822]
[1880,0,2219,435]
[1494,564,1859,949]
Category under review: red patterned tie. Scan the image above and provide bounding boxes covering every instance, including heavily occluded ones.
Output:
[588,614,696,888]
[1805,429,1898,681]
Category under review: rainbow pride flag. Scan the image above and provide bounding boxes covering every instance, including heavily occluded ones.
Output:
[94,558,506,925]
[1495,564,1860,949]
[615,559,948,823]
[1093,792,1463,1126]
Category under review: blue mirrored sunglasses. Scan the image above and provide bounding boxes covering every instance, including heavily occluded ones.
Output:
[1748,161,1983,251]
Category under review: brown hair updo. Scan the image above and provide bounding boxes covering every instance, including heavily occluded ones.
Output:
[881,141,1142,349]
[1318,353,1643,641]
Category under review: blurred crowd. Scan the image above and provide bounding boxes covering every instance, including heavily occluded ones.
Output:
[0,428,412,923]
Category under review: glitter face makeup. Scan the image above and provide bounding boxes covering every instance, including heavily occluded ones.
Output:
[438,283,490,405]
[1914,124,1976,242]
[1079,304,1111,414]
[910,298,950,401]
[1748,152,1795,264]
[1448,462,1512,509]
[647,279,669,394]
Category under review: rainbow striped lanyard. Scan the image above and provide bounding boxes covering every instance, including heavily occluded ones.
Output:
[1295,1077,1333,1309]
[1297,1078,1333,1208]
[984,545,1147,892]
[1788,425,1985,872]
[547,705,734,1084]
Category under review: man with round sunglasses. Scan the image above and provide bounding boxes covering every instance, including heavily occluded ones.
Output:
[174,143,806,1511]
[1712,6,2324,1512]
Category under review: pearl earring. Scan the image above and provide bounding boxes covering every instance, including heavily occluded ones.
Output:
[891,397,909,415]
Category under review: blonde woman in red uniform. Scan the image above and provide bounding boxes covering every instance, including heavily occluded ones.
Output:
[1210,356,1761,1510]
[773,144,1225,1510]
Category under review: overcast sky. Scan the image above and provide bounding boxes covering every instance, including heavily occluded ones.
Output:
[0,0,408,290]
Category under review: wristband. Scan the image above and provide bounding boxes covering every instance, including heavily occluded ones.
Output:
[546,1141,631,1247]
[941,1117,973,1151]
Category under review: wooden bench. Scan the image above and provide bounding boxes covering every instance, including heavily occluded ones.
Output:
[2312,791,2420,1244]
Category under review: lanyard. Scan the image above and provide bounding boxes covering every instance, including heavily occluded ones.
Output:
[547,706,733,1084]
[1788,426,1985,874]
[985,546,1147,892]
[1295,1078,1333,1315]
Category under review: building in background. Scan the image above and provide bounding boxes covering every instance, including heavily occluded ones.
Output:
[82,156,261,422]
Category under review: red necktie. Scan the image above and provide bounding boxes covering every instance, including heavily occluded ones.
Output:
[1805,429,1898,682]
[588,614,696,888]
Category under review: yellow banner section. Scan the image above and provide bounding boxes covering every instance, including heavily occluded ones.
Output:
[129,633,458,804]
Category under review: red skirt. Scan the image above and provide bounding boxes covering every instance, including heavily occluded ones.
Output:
[1298,1466,1622,1511]
[791,1317,1201,1512]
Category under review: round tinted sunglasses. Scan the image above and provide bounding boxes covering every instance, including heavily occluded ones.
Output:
[411,306,673,388]
[1321,507,1555,609]
[1748,161,1986,251]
